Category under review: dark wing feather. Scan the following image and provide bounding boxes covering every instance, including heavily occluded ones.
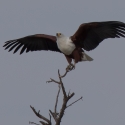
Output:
[3,34,61,54]
[71,21,125,51]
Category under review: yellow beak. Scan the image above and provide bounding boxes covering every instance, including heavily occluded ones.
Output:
[56,33,61,37]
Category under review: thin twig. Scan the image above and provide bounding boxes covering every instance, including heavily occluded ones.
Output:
[55,85,61,117]
[67,93,75,100]
[29,121,40,125]
[30,105,50,124]
[58,70,67,98]
[68,90,71,97]
[67,96,83,108]
[46,78,60,84]
[39,121,48,125]
[49,110,56,122]
[60,69,69,78]
[49,114,52,125]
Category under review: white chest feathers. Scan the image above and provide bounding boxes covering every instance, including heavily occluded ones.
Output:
[56,37,76,55]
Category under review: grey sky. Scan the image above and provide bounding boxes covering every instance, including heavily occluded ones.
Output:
[0,0,125,125]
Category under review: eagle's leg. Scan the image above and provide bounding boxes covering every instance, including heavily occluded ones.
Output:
[65,55,74,72]
[68,61,75,70]
[72,59,76,69]
[72,48,83,69]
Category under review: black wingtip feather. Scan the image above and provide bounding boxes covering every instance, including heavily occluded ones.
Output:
[13,43,24,54]
[8,42,20,52]
[20,45,27,54]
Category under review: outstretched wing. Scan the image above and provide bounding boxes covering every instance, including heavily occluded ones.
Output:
[3,34,62,54]
[71,21,125,51]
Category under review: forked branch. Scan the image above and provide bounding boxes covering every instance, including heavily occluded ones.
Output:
[30,70,82,125]
[30,105,51,125]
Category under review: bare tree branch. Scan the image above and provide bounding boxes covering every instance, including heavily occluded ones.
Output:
[30,105,51,125]
[68,90,71,97]
[49,114,52,125]
[67,96,83,108]
[58,70,67,98]
[29,121,40,125]
[46,78,60,84]
[39,121,48,125]
[60,68,69,78]
[31,69,82,125]
[54,85,61,117]
[49,110,57,122]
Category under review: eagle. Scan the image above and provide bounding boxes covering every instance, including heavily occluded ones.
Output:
[3,21,125,71]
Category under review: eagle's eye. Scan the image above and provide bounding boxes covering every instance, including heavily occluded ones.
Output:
[59,33,61,35]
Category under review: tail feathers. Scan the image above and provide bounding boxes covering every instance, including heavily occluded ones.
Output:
[81,52,93,61]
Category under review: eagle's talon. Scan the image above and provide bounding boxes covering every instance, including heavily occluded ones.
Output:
[67,65,72,71]
[71,66,75,70]
[66,65,70,70]
[66,64,75,72]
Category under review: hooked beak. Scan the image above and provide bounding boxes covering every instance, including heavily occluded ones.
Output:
[56,33,59,37]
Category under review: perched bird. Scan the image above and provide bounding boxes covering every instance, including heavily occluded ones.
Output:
[3,21,125,71]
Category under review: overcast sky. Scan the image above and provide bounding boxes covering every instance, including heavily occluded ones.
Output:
[0,0,125,125]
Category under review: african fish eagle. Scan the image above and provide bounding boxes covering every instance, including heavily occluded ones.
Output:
[3,21,125,70]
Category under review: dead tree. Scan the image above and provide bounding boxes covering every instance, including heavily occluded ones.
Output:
[29,69,82,125]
